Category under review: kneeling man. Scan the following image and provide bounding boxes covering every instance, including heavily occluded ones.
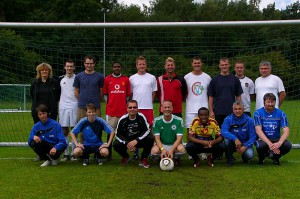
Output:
[221,101,256,166]
[151,100,185,166]
[254,93,292,165]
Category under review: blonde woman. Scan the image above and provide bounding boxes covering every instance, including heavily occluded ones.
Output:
[30,62,60,124]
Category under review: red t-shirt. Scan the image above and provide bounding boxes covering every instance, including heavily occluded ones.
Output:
[103,74,131,117]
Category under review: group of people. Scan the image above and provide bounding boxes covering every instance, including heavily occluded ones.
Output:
[28,55,292,168]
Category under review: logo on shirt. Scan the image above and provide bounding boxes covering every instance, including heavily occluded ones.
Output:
[192,82,204,96]
[115,84,120,90]
[171,125,177,130]
[245,83,248,87]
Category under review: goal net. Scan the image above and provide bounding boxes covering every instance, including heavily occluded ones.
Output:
[0,21,299,147]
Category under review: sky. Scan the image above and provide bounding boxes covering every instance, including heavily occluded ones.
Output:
[117,0,298,10]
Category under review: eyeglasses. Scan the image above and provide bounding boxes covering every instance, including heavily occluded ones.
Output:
[128,106,137,109]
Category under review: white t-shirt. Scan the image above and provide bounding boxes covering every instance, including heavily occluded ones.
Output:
[59,74,78,109]
[255,74,285,110]
[184,72,211,113]
[129,73,157,109]
[238,76,254,112]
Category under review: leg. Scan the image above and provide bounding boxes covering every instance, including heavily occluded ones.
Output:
[241,147,254,162]
[186,142,203,166]
[137,135,155,159]
[255,140,269,164]
[224,139,236,165]
[113,139,129,158]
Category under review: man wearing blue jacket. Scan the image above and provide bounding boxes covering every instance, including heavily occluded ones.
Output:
[221,101,256,166]
[28,104,67,167]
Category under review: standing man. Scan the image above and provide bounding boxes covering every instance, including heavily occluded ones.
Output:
[28,104,67,167]
[255,61,286,110]
[103,61,131,160]
[254,93,292,165]
[70,103,114,166]
[208,57,243,126]
[59,59,78,161]
[234,60,255,116]
[130,56,157,160]
[113,100,154,168]
[74,55,104,120]
[151,101,186,166]
[221,101,256,166]
[157,57,187,117]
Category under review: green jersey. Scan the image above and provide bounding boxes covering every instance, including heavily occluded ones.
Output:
[153,115,183,145]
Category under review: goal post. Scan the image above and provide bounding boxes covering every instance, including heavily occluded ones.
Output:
[0,21,299,147]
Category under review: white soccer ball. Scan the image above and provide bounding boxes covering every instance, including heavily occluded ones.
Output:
[159,157,174,171]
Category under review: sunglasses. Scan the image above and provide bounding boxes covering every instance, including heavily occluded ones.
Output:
[128,106,137,109]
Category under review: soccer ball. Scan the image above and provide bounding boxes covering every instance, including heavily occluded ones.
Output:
[159,157,174,171]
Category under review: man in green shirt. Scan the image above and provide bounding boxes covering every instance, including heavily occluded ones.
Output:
[151,100,185,165]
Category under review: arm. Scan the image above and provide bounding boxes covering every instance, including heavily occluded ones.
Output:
[278,91,286,107]
[100,131,115,149]
[236,95,241,102]
[187,132,210,147]
[271,126,289,151]
[74,88,79,100]
[152,91,156,102]
[255,125,272,147]
[154,134,168,158]
[220,117,237,142]
[70,131,84,149]
[208,96,215,118]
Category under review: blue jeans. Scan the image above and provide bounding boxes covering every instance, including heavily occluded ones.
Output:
[224,139,254,162]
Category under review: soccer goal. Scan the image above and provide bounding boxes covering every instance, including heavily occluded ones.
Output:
[0,21,299,147]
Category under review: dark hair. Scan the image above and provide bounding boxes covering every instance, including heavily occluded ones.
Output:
[85,103,96,112]
[192,56,202,62]
[263,93,276,102]
[198,107,209,115]
[112,61,121,68]
[127,99,138,107]
[84,55,95,63]
[65,59,74,64]
[36,104,49,113]
[235,59,244,65]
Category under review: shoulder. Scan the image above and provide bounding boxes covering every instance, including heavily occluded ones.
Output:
[173,115,183,122]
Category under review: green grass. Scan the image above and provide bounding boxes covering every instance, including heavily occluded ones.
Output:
[0,147,299,198]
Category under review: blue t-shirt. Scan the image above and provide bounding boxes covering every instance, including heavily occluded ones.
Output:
[208,74,243,115]
[71,117,113,147]
[73,71,104,108]
[254,107,288,139]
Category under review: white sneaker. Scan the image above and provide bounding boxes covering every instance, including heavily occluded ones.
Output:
[200,153,207,160]
[40,160,52,167]
[60,155,70,161]
[51,159,58,166]
[188,156,193,160]
[71,155,78,161]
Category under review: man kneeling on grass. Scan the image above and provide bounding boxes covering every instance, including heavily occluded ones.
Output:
[185,107,225,168]
[113,100,154,168]
[150,100,185,166]
[28,104,67,167]
[70,103,114,166]
[221,101,256,166]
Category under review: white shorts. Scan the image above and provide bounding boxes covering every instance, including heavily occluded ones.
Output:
[185,113,198,128]
[59,108,78,127]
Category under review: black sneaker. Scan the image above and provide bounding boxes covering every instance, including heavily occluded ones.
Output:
[273,158,280,165]
[258,157,264,165]
[227,159,234,167]
[133,154,140,161]
[96,158,103,166]
[82,159,89,166]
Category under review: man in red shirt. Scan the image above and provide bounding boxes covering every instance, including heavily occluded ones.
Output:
[157,57,187,117]
[103,61,131,159]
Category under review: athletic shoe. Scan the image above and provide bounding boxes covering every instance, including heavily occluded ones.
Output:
[273,158,280,165]
[227,159,234,167]
[200,153,207,160]
[193,158,200,168]
[133,154,140,161]
[40,160,52,167]
[51,159,58,166]
[96,158,103,166]
[139,158,150,168]
[121,156,131,166]
[258,157,265,165]
[71,155,78,161]
[34,156,41,161]
[82,159,89,166]
[61,155,70,161]
[188,156,193,160]
[207,155,214,167]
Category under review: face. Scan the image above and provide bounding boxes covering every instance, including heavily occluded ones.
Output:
[84,58,95,72]
[233,104,244,117]
[161,101,173,117]
[234,63,245,77]
[219,60,230,74]
[136,60,147,74]
[65,62,75,75]
[40,67,49,78]
[112,63,121,75]
[37,111,48,123]
[127,102,138,117]
[259,64,271,77]
[264,98,276,112]
[192,59,202,72]
[164,61,175,73]
[86,108,96,122]
[198,110,209,124]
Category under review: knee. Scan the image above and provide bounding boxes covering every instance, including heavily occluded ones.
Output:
[243,148,254,159]
[100,148,109,157]
[151,145,160,155]
[176,144,186,153]
[73,148,83,157]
